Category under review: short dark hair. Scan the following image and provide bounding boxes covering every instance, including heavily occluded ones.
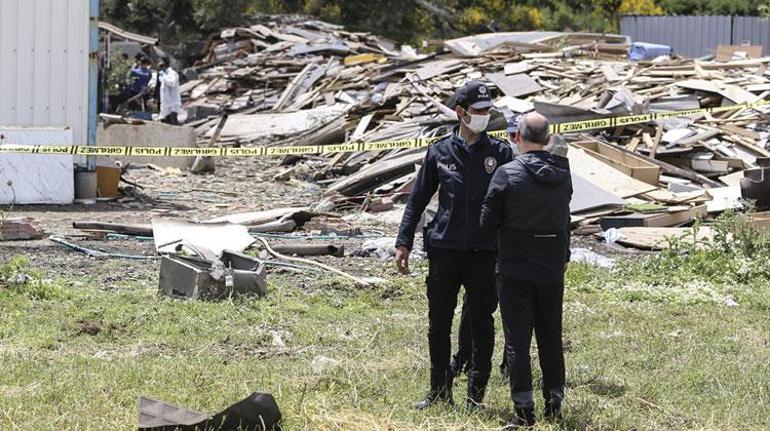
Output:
[140,57,152,66]
[520,115,549,145]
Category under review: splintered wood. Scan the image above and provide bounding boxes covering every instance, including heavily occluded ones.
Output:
[175,17,770,244]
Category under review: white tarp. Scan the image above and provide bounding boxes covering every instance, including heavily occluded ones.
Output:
[152,218,255,256]
[0,127,74,204]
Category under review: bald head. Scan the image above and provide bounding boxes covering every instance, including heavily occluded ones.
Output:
[519,112,550,146]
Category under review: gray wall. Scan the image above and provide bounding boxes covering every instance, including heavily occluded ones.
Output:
[620,15,770,58]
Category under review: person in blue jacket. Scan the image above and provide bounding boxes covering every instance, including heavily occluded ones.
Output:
[128,57,152,97]
[480,112,572,428]
[395,81,513,410]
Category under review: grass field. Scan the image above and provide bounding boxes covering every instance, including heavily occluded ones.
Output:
[1,216,769,430]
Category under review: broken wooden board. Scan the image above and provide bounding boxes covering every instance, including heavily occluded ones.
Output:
[643,189,709,205]
[504,61,536,75]
[208,105,347,144]
[719,171,745,188]
[412,59,464,81]
[599,205,706,230]
[570,173,625,214]
[325,151,426,197]
[716,44,762,62]
[614,226,714,250]
[675,79,759,105]
[705,186,743,213]
[485,72,542,98]
[568,147,659,198]
[574,140,661,186]
[273,63,327,111]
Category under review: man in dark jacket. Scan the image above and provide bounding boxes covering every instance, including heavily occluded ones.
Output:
[480,112,572,428]
[395,81,513,410]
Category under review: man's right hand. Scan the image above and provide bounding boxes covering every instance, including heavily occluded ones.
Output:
[395,246,411,274]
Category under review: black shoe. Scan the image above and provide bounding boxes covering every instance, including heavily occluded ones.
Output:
[544,399,562,421]
[503,407,536,429]
[466,375,488,406]
[414,387,454,410]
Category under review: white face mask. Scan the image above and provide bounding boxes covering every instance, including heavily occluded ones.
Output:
[462,111,490,133]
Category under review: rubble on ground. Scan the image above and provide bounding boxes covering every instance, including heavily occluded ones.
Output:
[26,16,770,277]
[168,16,770,249]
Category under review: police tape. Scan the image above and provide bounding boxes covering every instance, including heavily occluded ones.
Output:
[1,100,767,158]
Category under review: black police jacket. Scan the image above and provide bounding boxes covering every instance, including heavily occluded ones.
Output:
[480,151,573,281]
[396,128,513,252]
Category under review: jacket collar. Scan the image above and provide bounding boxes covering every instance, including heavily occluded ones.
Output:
[451,126,488,151]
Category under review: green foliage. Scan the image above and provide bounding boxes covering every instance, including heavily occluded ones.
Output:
[191,0,249,31]
[659,0,763,15]
[569,210,770,308]
[626,211,770,287]
[762,2,770,18]
[0,255,68,300]
[105,50,132,94]
[99,0,770,48]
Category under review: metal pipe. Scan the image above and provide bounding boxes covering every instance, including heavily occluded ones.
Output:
[87,0,100,172]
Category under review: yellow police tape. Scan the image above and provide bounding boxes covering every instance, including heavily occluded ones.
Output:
[1,101,767,158]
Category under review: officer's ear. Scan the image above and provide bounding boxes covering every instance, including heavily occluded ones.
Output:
[454,105,466,121]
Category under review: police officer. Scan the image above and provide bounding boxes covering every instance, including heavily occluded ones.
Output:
[395,81,513,410]
[449,114,524,380]
[480,112,572,428]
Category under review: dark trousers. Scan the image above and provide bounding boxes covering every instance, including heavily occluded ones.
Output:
[455,294,507,373]
[426,248,497,389]
[497,274,565,408]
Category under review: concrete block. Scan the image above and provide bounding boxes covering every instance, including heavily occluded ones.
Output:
[97,121,197,169]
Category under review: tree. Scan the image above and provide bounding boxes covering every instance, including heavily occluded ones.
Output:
[192,0,249,32]
[619,0,664,15]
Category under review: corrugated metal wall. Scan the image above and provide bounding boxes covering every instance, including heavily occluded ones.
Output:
[733,16,770,53]
[620,15,770,59]
[0,0,90,147]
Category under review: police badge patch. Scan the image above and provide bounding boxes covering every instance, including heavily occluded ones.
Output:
[484,156,497,174]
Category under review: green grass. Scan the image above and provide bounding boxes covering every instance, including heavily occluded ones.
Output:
[1,216,769,430]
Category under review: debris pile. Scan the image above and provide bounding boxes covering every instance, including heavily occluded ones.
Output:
[62,18,770,266]
[181,18,770,242]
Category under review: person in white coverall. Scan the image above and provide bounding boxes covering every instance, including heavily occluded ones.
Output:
[158,61,181,125]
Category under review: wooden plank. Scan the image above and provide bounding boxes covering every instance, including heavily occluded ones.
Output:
[625,136,641,152]
[494,96,534,113]
[719,124,761,140]
[615,226,714,250]
[580,134,724,188]
[648,126,663,159]
[716,44,762,62]
[600,205,706,229]
[568,147,658,198]
[485,72,542,98]
[600,64,620,82]
[574,140,661,185]
[504,61,536,75]
[706,186,743,213]
[676,129,720,146]
[350,113,375,140]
